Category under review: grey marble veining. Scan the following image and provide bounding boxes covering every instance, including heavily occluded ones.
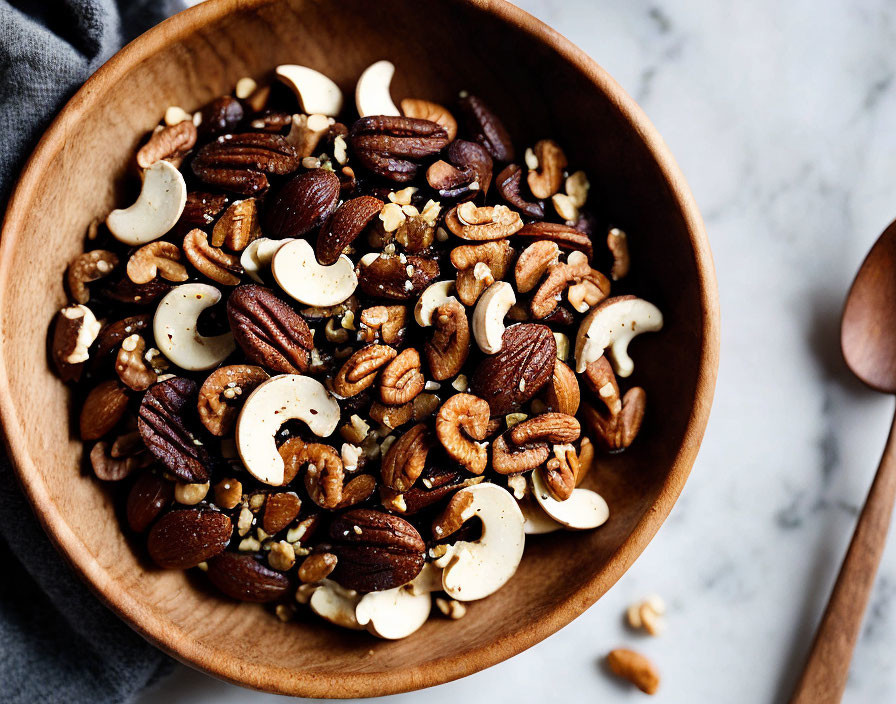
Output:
[142,1,896,701]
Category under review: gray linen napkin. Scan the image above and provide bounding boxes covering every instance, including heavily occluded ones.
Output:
[0,2,184,702]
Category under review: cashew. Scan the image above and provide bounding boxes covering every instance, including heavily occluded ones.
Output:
[153,284,235,371]
[355,60,400,117]
[517,495,563,534]
[574,295,664,376]
[472,281,516,354]
[275,64,343,116]
[106,161,187,246]
[436,484,525,601]
[530,469,609,530]
[235,374,340,485]
[355,584,432,640]
[240,237,295,283]
[414,280,458,326]
[271,239,357,307]
[308,580,363,630]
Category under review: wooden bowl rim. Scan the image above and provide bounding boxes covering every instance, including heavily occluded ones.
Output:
[0,0,720,696]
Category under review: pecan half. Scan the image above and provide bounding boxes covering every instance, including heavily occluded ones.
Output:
[381,423,432,492]
[509,413,580,445]
[470,323,556,414]
[265,169,341,239]
[137,120,197,169]
[531,251,608,319]
[332,344,396,398]
[80,380,129,440]
[491,433,549,474]
[496,164,544,218]
[457,94,514,162]
[191,132,300,195]
[197,364,269,435]
[349,115,449,183]
[329,509,425,592]
[450,240,514,306]
[400,98,458,141]
[517,221,594,260]
[607,227,630,281]
[583,357,621,416]
[424,300,470,381]
[435,393,490,474]
[544,359,580,415]
[526,139,567,199]
[357,254,439,300]
[540,443,579,501]
[211,198,261,251]
[515,240,560,293]
[138,377,214,483]
[581,388,647,452]
[67,250,118,303]
[283,441,345,509]
[183,229,243,286]
[316,195,384,265]
[115,334,156,391]
[379,348,424,405]
[445,202,523,241]
[126,241,188,284]
[359,305,407,345]
[227,284,313,374]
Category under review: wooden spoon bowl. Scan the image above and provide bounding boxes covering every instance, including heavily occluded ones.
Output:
[0,0,719,696]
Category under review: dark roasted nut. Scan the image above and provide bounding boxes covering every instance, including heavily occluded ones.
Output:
[332,344,397,398]
[447,139,493,197]
[581,387,647,452]
[357,254,439,300]
[51,305,100,382]
[213,478,243,509]
[191,133,300,195]
[526,139,567,199]
[426,139,492,200]
[381,423,432,492]
[426,160,472,193]
[67,250,118,303]
[471,323,556,414]
[424,300,470,381]
[147,509,232,569]
[249,110,293,133]
[262,492,302,534]
[126,471,174,532]
[227,284,313,374]
[457,94,514,162]
[496,164,544,218]
[137,120,197,168]
[176,191,230,232]
[517,221,594,260]
[451,240,514,306]
[379,348,424,405]
[197,95,244,137]
[100,275,171,306]
[89,438,145,481]
[316,195,384,265]
[349,115,449,183]
[265,169,340,239]
[197,364,269,436]
[435,394,490,474]
[211,198,262,251]
[329,509,425,592]
[398,468,465,514]
[298,553,338,583]
[138,377,214,483]
[93,315,152,366]
[206,552,291,602]
[183,229,243,286]
[126,241,188,285]
[80,380,129,440]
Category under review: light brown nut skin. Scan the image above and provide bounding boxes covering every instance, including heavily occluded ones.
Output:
[80,380,129,441]
[575,437,595,487]
[400,98,458,141]
[336,474,377,509]
[544,360,580,415]
[211,198,262,251]
[606,648,660,695]
[444,203,523,241]
[136,120,197,169]
[183,229,243,286]
[509,413,580,445]
[331,344,397,398]
[379,348,425,405]
[515,240,559,293]
[491,433,549,474]
[583,357,622,417]
[197,365,269,436]
[531,254,608,319]
[435,394,490,474]
[67,250,119,303]
[431,489,474,540]
[213,478,243,509]
[607,227,630,281]
[424,300,470,381]
[526,139,567,199]
[450,240,514,306]
[262,492,302,534]
[298,552,338,583]
[115,335,156,391]
[370,400,413,429]
[567,273,610,313]
[302,443,345,509]
[359,305,407,345]
[540,444,579,501]
[126,242,189,285]
[581,388,647,452]
[381,423,433,492]
[90,438,149,481]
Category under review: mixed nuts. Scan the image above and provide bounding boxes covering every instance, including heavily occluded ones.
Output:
[49,60,664,640]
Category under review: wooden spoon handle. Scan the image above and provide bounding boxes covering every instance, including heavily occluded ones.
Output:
[790,408,896,703]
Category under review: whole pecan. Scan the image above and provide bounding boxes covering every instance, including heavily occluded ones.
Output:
[137,120,197,169]
[496,163,544,218]
[444,202,523,241]
[471,323,556,414]
[379,348,424,405]
[517,221,594,260]
[80,380,129,440]
[357,254,439,300]
[265,169,340,239]
[197,364,269,436]
[424,300,470,381]
[138,377,214,483]
[67,250,118,304]
[450,240,514,306]
[349,115,449,183]
[227,284,313,374]
[206,552,291,602]
[331,344,397,398]
[380,423,432,492]
[183,229,243,286]
[147,508,231,569]
[457,94,515,162]
[435,394,490,474]
[316,195,384,265]
[191,132,300,195]
[328,509,425,592]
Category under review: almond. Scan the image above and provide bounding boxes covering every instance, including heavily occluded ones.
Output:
[147,509,231,569]
[262,492,302,534]
[206,552,290,602]
[79,380,129,441]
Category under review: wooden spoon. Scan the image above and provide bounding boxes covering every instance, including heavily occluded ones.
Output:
[791,220,896,703]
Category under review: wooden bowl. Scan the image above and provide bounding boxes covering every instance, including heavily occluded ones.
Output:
[0,0,718,696]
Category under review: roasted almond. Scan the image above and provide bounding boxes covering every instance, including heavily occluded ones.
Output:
[206,552,291,602]
[126,471,174,533]
[79,380,129,441]
[147,509,232,569]
[265,169,340,239]
[262,492,302,534]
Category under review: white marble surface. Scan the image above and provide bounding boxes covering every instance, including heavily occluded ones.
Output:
[139,1,896,701]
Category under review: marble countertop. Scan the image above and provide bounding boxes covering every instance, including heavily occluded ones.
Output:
[140,1,896,701]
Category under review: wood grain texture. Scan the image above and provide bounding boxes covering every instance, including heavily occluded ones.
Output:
[0,0,719,697]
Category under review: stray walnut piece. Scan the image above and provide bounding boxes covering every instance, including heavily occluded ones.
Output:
[50,61,665,641]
